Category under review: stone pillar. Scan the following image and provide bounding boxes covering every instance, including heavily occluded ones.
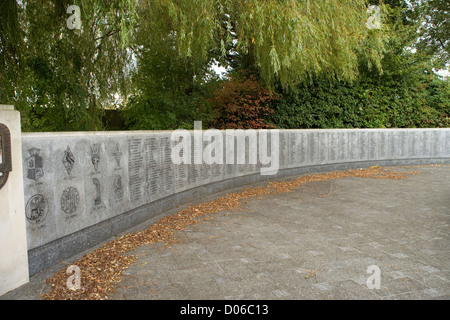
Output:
[0,105,29,296]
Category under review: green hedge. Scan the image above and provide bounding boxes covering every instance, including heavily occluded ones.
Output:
[270,75,449,129]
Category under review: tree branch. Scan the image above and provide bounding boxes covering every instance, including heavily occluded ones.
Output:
[95,29,121,42]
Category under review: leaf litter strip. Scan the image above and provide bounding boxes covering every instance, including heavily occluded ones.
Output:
[42,165,426,300]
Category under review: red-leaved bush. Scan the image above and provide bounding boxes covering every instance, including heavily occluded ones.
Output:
[208,74,280,129]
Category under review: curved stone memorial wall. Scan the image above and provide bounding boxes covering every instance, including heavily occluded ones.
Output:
[22,129,450,275]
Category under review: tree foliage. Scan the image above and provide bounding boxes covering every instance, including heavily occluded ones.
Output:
[120,1,219,130]
[0,0,135,131]
[121,0,389,130]
[413,0,450,69]
[141,0,387,90]
[0,0,447,131]
[270,1,449,129]
[207,72,280,129]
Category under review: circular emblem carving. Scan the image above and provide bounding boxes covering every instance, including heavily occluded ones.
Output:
[26,194,48,224]
[61,187,79,214]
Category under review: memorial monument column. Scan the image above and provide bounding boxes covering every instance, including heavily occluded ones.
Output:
[0,105,29,296]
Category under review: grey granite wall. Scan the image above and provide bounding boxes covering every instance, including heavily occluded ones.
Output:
[22,129,450,275]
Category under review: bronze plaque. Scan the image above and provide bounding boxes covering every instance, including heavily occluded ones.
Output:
[0,123,12,190]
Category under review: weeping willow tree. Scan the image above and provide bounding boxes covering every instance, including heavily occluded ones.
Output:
[2,0,388,131]
[138,0,388,91]
[0,0,137,131]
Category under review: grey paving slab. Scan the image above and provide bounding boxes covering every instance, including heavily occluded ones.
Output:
[2,165,449,300]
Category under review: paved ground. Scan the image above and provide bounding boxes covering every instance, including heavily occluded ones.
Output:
[2,165,450,300]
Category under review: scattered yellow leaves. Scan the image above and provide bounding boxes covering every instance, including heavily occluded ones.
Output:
[304,270,317,282]
[41,165,421,300]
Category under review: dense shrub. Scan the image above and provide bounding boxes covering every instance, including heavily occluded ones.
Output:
[270,75,449,129]
[207,73,280,129]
